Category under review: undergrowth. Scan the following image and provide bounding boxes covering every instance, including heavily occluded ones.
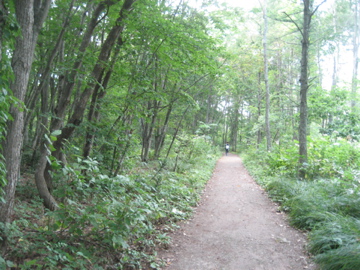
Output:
[242,136,360,270]
[0,135,219,269]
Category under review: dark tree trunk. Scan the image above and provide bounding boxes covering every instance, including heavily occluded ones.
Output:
[141,100,160,162]
[154,104,173,159]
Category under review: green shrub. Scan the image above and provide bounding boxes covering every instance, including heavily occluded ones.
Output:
[7,137,219,269]
[266,144,299,177]
[245,136,360,180]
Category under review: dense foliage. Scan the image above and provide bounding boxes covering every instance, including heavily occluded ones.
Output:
[2,135,218,269]
[2,0,360,269]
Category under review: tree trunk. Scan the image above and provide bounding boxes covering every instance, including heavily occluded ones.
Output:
[298,0,311,179]
[141,100,160,162]
[230,100,240,152]
[351,0,359,110]
[257,72,262,147]
[1,0,51,241]
[154,102,173,159]
[0,2,5,60]
[262,0,272,151]
[165,106,190,160]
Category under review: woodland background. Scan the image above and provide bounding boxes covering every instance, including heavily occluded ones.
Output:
[1,0,360,269]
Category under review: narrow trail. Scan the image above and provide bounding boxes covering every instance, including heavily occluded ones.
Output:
[158,154,317,270]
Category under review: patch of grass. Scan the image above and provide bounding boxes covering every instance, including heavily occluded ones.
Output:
[331,192,360,218]
[309,215,360,255]
[243,145,360,270]
[265,178,301,206]
[314,244,360,270]
[283,181,335,230]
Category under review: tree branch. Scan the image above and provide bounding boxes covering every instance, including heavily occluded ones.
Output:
[283,12,303,37]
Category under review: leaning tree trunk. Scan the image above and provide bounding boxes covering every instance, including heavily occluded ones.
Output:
[0,0,51,245]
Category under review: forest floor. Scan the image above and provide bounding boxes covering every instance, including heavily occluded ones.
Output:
[157,154,317,270]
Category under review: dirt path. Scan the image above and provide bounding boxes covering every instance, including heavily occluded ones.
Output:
[158,154,317,270]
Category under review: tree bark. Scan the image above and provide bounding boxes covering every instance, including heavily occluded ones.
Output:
[1,0,50,238]
[298,0,311,179]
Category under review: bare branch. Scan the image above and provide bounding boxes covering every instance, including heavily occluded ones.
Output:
[311,0,327,17]
[283,12,303,37]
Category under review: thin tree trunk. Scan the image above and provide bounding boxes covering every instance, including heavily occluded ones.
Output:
[257,72,262,147]
[0,2,5,60]
[329,5,340,125]
[261,0,271,151]
[165,106,190,160]
[351,0,359,109]
[230,100,240,152]
[154,103,173,159]
[224,95,230,143]
[141,100,160,162]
